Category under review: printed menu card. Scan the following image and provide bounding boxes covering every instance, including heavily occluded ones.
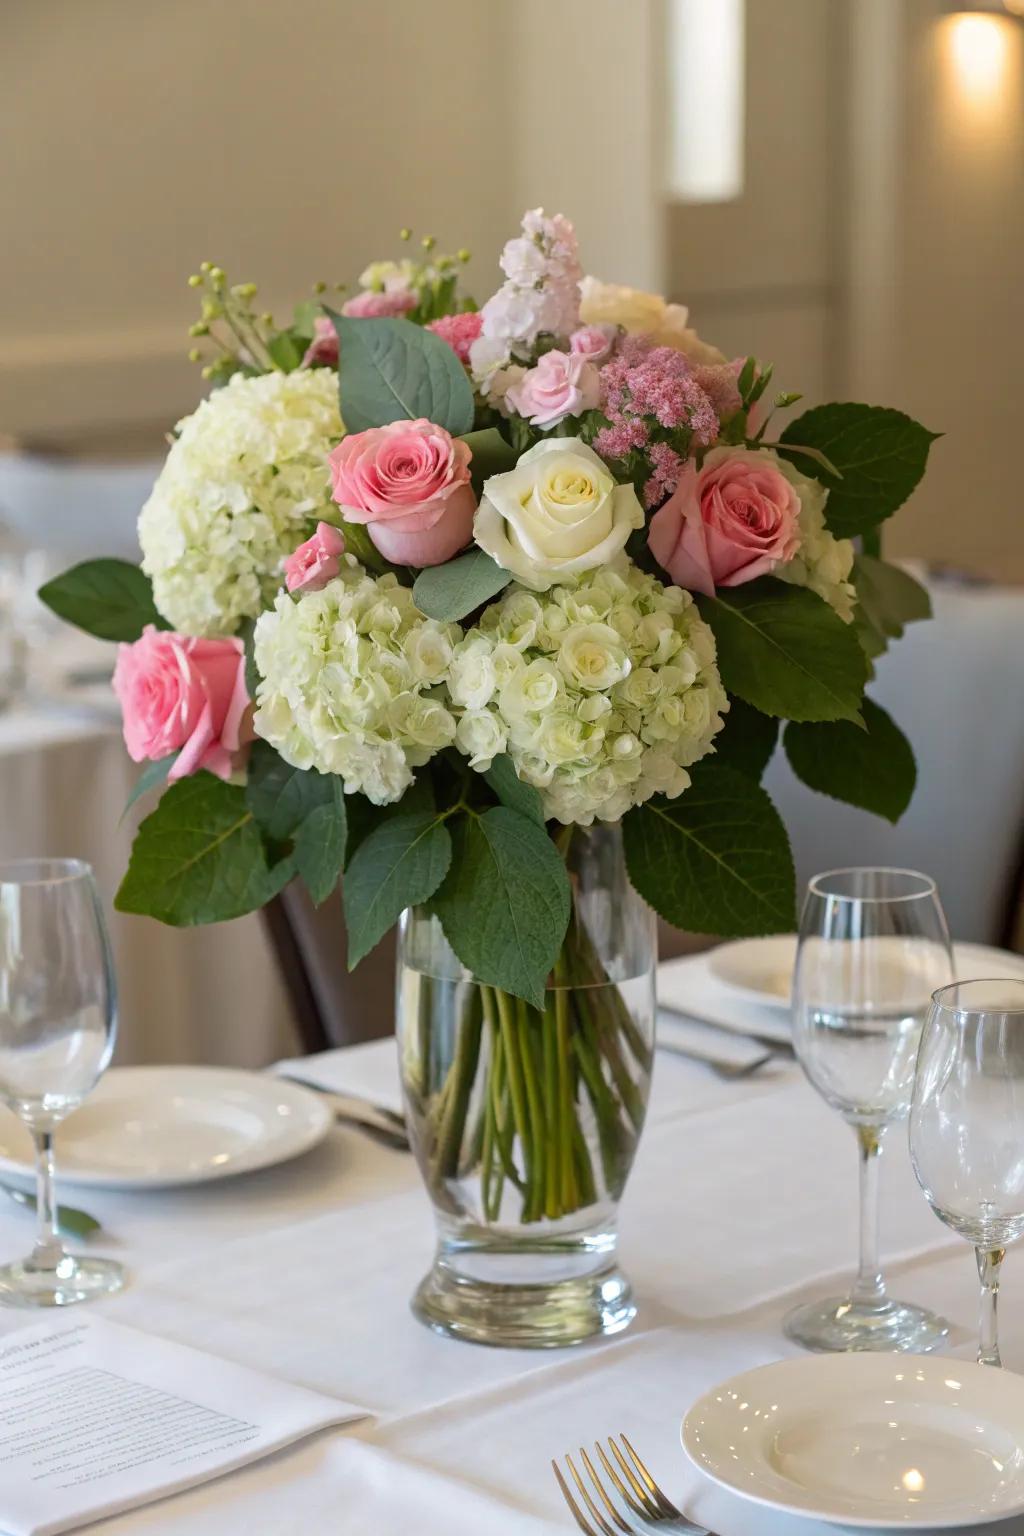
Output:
[0,1317,367,1535]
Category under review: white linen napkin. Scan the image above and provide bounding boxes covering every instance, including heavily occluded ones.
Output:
[275,1039,405,1116]
[0,1317,367,1536]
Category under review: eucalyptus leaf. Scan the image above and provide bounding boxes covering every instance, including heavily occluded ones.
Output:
[623,762,796,937]
[116,774,293,925]
[122,755,177,819]
[433,808,571,1011]
[344,812,452,967]
[413,548,510,621]
[697,578,868,723]
[330,311,475,436]
[779,403,940,538]
[460,427,520,498]
[784,698,917,824]
[38,559,168,642]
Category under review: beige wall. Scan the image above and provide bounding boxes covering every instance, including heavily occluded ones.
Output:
[2,0,1022,576]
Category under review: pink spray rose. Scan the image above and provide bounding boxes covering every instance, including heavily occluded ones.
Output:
[284,522,346,594]
[341,288,416,319]
[569,323,618,365]
[113,627,251,782]
[648,446,801,597]
[505,349,601,428]
[301,315,339,368]
[328,418,476,566]
[425,311,484,364]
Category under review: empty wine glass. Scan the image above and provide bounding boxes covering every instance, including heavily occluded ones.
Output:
[910,979,1024,1367]
[784,868,954,1352]
[0,859,124,1305]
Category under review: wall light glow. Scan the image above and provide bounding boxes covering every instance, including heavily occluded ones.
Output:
[665,0,745,203]
[947,13,1012,95]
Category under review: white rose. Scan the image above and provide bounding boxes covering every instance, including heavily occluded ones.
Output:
[579,276,727,364]
[455,708,506,769]
[474,438,644,592]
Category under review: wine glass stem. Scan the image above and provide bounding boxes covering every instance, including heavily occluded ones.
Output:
[852,1123,888,1309]
[976,1246,1005,1367]
[30,1128,65,1274]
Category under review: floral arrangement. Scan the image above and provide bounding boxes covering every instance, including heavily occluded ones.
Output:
[41,212,935,1225]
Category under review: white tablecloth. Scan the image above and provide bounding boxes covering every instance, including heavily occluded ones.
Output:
[0,698,296,1068]
[0,1040,1012,1536]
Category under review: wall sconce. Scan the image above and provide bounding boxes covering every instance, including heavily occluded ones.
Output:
[945,0,1024,13]
[665,0,745,203]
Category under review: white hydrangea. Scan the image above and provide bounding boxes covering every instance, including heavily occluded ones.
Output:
[252,559,461,804]
[447,562,728,825]
[774,458,857,622]
[139,369,343,637]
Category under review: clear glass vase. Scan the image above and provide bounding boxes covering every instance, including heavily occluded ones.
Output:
[396,823,656,1348]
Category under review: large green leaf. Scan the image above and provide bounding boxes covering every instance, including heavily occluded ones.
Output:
[115,774,292,925]
[483,755,545,825]
[433,808,571,1010]
[698,578,868,723]
[852,553,931,661]
[413,548,510,621]
[330,311,475,436]
[459,427,519,498]
[779,403,940,539]
[784,697,917,824]
[710,698,779,782]
[122,754,177,819]
[38,559,168,642]
[344,812,452,967]
[623,762,796,937]
[245,742,346,902]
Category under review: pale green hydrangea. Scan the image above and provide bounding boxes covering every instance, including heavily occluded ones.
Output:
[774,456,856,622]
[448,561,728,825]
[252,559,461,804]
[139,369,343,637]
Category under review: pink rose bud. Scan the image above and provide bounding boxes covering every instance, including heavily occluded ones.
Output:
[301,315,338,369]
[341,288,417,319]
[425,311,484,364]
[113,626,252,783]
[569,323,618,365]
[328,418,476,567]
[648,446,801,597]
[284,522,346,594]
[505,349,601,428]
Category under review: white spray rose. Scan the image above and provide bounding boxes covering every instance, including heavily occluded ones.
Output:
[474,438,644,592]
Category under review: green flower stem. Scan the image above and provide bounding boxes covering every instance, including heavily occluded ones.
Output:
[517,999,548,1222]
[542,991,560,1219]
[494,986,534,1205]
[433,988,483,1180]
[555,975,578,1213]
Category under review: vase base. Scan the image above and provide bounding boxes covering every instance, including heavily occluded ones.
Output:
[412,1255,636,1349]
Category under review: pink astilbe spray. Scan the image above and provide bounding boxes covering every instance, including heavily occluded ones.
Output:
[643,441,686,509]
[598,337,719,444]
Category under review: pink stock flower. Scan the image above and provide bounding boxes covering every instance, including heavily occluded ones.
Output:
[648,446,801,597]
[569,324,617,365]
[505,350,601,428]
[328,418,476,567]
[283,522,346,594]
[301,315,339,368]
[341,288,417,319]
[425,311,484,363]
[113,626,251,783]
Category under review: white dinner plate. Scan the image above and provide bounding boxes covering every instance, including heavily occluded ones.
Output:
[682,1354,1024,1528]
[708,936,1024,1012]
[0,1067,332,1190]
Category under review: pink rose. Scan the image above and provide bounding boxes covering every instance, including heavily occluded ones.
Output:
[113,627,251,783]
[648,446,801,596]
[328,418,476,567]
[505,350,601,428]
[341,288,416,319]
[284,522,346,594]
[301,315,338,368]
[570,323,617,365]
[425,311,484,364]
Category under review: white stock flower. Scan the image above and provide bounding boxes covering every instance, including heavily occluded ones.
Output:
[448,563,727,825]
[474,438,644,592]
[773,459,857,622]
[477,208,582,362]
[139,369,342,637]
[253,561,460,804]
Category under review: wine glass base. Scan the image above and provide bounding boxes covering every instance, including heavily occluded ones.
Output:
[783,1294,949,1354]
[0,1253,125,1308]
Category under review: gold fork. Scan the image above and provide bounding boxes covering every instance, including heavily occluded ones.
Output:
[551,1433,708,1534]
